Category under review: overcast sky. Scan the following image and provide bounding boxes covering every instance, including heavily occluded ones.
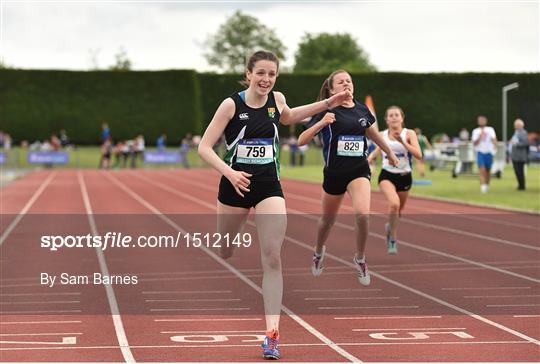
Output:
[1,0,539,73]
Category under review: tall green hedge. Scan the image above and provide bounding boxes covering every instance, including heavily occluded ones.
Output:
[0,70,203,145]
[1,70,538,144]
[199,72,540,139]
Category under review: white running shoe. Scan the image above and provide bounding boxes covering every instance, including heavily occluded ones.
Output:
[353,256,371,286]
[311,246,326,277]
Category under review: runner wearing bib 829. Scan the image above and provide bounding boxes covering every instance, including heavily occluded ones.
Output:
[298,70,399,287]
[307,100,375,195]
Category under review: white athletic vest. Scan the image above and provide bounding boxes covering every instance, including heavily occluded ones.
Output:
[382,128,412,174]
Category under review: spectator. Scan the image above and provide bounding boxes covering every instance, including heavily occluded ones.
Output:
[179,133,192,169]
[156,133,167,151]
[59,129,71,148]
[459,127,470,141]
[298,143,308,166]
[101,123,110,142]
[124,140,134,168]
[100,137,113,169]
[509,118,529,191]
[113,141,125,168]
[3,133,12,151]
[471,115,497,193]
[414,128,432,178]
[134,135,145,167]
[50,134,61,151]
[288,135,298,166]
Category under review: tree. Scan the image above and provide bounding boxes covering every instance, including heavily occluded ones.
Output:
[0,57,12,69]
[109,47,132,71]
[203,11,286,73]
[293,33,377,73]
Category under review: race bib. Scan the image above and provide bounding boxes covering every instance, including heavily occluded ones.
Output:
[236,138,274,164]
[337,135,365,157]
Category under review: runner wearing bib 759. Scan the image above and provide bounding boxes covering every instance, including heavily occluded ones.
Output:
[198,51,352,360]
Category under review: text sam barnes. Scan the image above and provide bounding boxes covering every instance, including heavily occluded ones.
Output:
[41,273,138,287]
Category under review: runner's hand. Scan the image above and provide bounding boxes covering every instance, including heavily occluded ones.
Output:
[320,113,335,126]
[327,90,353,108]
[225,170,252,197]
[388,153,400,167]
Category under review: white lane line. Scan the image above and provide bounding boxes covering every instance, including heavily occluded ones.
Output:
[295,288,381,292]
[0,321,82,325]
[352,327,466,331]
[487,304,540,307]
[160,172,540,281]
[0,283,43,288]
[0,341,531,351]
[0,172,56,246]
[335,316,442,320]
[0,310,82,314]
[442,287,531,290]
[305,297,400,301]
[282,234,540,346]
[0,333,83,337]
[289,206,540,284]
[146,298,240,303]
[464,294,540,298]
[398,216,539,251]
[150,307,250,312]
[283,180,540,233]
[377,266,540,274]
[0,292,81,297]
[142,290,231,295]
[138,275,248,282]
[0,300,80,304]
[318,306,419,310]
[78,171,135,363]
[152,171,540,347]
[161,330,262,334]
[114,172,362,363]
[514,315,540,318]
[154,318,262,322]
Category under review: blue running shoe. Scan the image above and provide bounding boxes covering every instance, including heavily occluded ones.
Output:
[385,223,398,254]
[262,334,280,360]
[387,239,398,254]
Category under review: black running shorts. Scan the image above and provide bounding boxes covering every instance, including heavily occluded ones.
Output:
[322,160,371,196]
[218,176,284,209]
[378,169,412,192]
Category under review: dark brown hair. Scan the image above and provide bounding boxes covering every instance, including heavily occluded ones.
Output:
[317,69,349,101]
[240,50,280,88]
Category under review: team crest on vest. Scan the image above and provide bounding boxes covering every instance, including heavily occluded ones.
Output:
[358,118,367,127]
[267,107,276,119]
[239,113,249,120]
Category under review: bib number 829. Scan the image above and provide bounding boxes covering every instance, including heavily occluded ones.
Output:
[343,141,361,151]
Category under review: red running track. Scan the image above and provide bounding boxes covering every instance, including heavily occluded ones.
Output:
[1,169,539,362]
